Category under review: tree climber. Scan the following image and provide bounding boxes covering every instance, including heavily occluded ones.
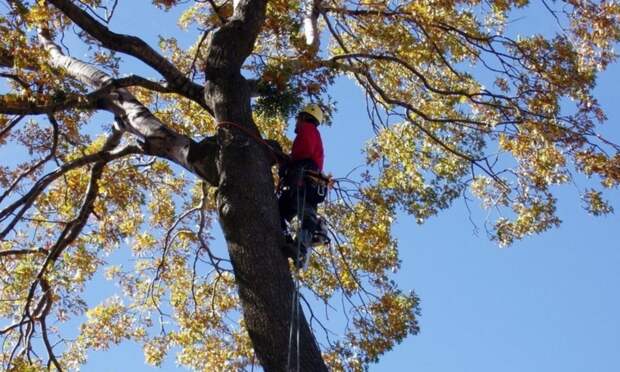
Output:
[278,104,330,268]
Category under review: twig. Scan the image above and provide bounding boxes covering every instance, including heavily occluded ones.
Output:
[0,114,60,205]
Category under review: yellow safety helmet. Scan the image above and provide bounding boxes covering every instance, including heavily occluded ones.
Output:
[299,104,324,125]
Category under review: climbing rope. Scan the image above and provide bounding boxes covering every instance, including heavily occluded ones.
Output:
[286,176,308,372]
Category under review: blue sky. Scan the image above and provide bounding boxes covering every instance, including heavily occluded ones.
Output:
[2,1,619,371]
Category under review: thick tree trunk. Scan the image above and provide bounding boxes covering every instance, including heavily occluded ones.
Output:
[209,76,326,371]
[203,2,328,370]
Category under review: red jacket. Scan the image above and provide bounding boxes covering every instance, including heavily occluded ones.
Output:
[291,121,324,171]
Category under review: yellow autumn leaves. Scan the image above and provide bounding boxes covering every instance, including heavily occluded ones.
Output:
[1,0,619,370]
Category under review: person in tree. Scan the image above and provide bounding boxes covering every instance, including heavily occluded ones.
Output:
[278,104,330,268]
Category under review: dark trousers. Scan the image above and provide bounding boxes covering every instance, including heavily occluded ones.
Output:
[279,184,320,234]
[278,161,321,235]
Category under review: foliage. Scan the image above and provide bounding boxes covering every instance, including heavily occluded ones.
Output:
[0,0,619,370]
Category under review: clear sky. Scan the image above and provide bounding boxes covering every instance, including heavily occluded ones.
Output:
[5,2,619,371]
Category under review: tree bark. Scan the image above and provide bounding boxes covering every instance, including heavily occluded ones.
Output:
[203,1,328,370]
[40,32,219,185]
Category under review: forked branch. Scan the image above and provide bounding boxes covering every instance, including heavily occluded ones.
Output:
[46,0,210,112]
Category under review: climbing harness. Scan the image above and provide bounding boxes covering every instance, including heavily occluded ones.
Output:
[303,169,333,202]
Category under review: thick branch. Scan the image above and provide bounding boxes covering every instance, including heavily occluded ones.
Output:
[109,75,179,94]
[205,0,268,75]
[302,0,321,49]
[0,48,13,67]
[46,0,211,112]
[0,248,47,258]
[0,93,97,115]
[39,33,219,185]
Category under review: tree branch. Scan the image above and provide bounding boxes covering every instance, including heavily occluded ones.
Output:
[37,279,62,371]
[0,115,25,139]
[0,114,59,205]
[39,32,220,185]
[302,0,321,49]
[0,48,13,67]
[0,248,47,259]
[205,0,268,74]
[0,93,97,115]
[0,143,139,239]
[0,72,30,90]
[46,0,211,112]
[100,75,179,95]
[5,158,107,370]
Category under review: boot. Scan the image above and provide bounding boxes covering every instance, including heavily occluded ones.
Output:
[282,231,309,269]
[293,229,312,270]
[281,232,296,259]
[311,218,330,246]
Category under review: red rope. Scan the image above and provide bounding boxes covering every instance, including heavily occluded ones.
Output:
[217,121,282,164]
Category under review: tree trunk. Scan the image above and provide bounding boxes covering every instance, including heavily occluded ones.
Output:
[210,78,327,371]
[202,3,328,370]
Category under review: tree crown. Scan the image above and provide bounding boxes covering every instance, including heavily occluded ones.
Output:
[0,0,618,370]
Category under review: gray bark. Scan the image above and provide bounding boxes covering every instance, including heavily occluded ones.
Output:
[40,33,218,185]
[303,0,321,48]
